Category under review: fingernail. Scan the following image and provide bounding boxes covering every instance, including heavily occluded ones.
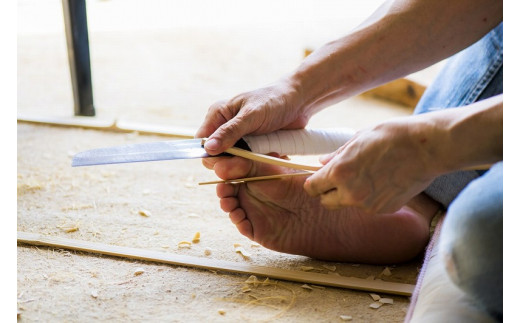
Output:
[204,138,220,151]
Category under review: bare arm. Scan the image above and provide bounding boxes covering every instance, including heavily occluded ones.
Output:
[304,94,503,214]
[292,0,503,117]
[196,0,502,155]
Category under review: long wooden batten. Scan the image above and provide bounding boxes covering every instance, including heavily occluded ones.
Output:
[17,231,415,296]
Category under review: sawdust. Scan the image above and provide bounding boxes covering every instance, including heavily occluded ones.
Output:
[16,121,421,322]
[16,1,440,319]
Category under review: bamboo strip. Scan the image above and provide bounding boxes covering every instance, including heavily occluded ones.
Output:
[224,146,321,171]
[17,231,415,296]
[199,172,314,185]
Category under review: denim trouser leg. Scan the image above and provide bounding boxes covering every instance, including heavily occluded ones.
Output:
[412,23,503,320]
[414,22,503,208]
[439,162,503,320]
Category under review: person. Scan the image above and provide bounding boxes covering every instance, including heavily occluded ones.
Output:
[195,0,503,319]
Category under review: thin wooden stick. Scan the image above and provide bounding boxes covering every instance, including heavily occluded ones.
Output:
[224,146,321,171]
[17,231,415,296]
[199,172,314,185]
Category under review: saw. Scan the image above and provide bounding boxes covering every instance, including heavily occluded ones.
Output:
[71,128,356,183]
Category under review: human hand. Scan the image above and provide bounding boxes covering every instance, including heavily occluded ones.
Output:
[303,117,440,214]
[195,79,309,157]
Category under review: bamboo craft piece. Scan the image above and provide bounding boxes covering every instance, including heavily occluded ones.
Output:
[199,172,314,185]
[17,231,415,296]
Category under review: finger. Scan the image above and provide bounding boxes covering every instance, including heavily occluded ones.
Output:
[318,152,335,165]
[318,188,344,210]
[318,142,349,165]
[303,167,337,197]
[194,100,229,139]
[204,112,256,155]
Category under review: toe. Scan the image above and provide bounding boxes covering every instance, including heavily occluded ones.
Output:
[214,156,253,179]
[220,197,239,212]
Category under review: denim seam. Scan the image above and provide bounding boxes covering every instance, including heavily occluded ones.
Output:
[463,52,503,105]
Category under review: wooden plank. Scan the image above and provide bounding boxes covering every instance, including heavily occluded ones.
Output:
[17,231,415,296]
[359,78,426,108]
[17,114,195,138]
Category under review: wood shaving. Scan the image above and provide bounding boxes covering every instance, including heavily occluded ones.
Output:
[138,209,151,217]
[299,266,314,271]
[322,264,336,272]
[133,268,145,276]
[178,241,192,248]
[250,243,261,248]
[379,298,394,304]
[301,284,313,290]
[235,246,251,259]
[381,267,392,276]
[340,315,353,321]
[369,293,381,301]
[369,302,383,309]
[57,224,79,233]
[192,232,201,243]
[244,275,260,287]
[217,309,226,315]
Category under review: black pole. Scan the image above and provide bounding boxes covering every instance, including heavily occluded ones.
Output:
[62,0,95,116]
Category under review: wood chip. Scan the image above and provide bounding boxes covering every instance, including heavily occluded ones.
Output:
[245,275,260,287]
[339,315,353,321]
[299,266,314,271]
[369,302,383,309]
[204,248,212,256]
[369,293,381,301]
[217,309,226,315]
[301,284,313,290]
[321,265,336,271]
[322,264,336,272]
[133,268,145,276]
[192,232,201,243]
[381,267,392,276]
[379,298,394,304]
[138,209,151,217]
[234,246,251,258]
[62,226,79,233]
[178,241,192,248]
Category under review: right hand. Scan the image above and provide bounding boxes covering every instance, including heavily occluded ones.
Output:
[195,79,309,156]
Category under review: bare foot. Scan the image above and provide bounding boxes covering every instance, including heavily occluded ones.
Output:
[207,156,441,264]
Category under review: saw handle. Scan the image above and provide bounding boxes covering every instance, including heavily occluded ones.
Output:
[241,128,356,156]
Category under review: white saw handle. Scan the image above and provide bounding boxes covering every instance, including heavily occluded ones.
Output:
[242,128,356,156]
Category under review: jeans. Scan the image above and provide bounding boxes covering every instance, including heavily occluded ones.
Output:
[413,22,503,320]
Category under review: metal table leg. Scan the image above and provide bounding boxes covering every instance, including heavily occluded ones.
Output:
[62,0,95,116]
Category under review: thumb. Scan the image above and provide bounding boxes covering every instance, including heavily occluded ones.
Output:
[204,117,252,155]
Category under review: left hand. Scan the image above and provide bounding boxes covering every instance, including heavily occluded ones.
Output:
[303,117,440,214]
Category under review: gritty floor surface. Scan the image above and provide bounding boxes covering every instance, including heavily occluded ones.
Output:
[17,0,442,321]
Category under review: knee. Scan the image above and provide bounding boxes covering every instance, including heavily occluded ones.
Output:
[439,163,503,316]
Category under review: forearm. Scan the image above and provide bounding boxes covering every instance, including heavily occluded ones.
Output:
[287,0,502,116]
[417,95,503,174]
